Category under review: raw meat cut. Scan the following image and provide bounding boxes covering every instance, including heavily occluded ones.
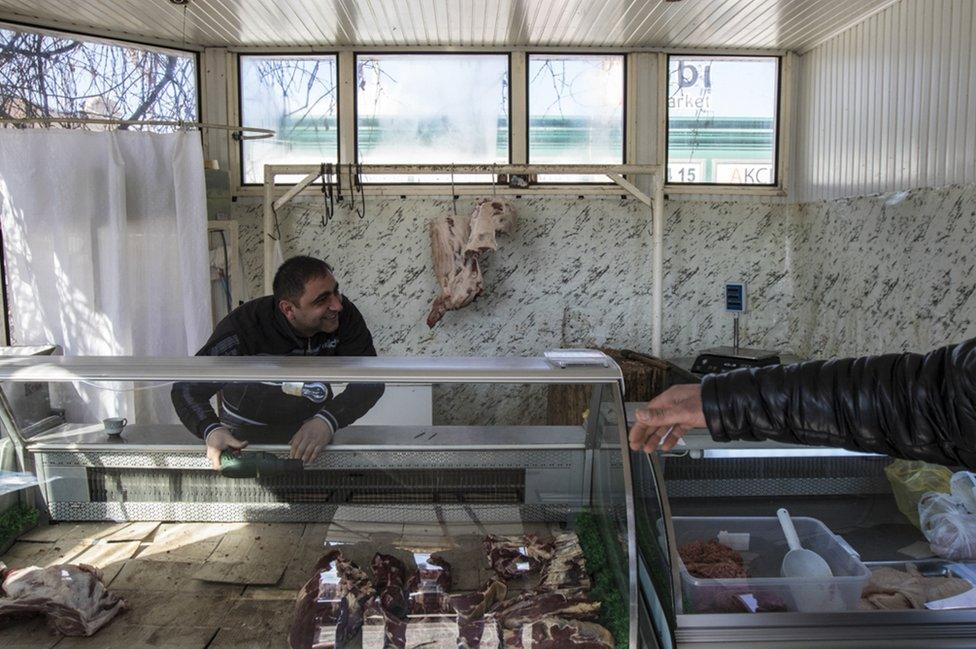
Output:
[678,539,747,579]
[495,588,601,627]
[426,199,517,327]
[289,550,376,649]
[860,565,972,610]
[426,214,483,327]
[464,199,518,257]
[538,533,590,592]
[372,553,410,648]
[406,554,452,618]
[529,617,614,648]
[495,590,600,647]
[448,579,507,649]
[495,589,601,649]
[0,562,126,636]
[676,539,788,613]
[484,534,554,581]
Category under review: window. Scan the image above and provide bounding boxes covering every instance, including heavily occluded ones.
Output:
[528,54,624,183]
[0,25,196,128]
[239,55,338,184]
[667,55,779,186]
[356,53,509,183]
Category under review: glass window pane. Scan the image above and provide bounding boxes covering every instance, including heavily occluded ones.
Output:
[0,26,196,129]
[528,54,624,183]
[240,55,338,184]
[356,54,509,183]
[667,56,779,185]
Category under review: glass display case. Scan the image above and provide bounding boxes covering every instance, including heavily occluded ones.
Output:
[6,353,972,647]
[0,353,662,648]
[635,409,976,648]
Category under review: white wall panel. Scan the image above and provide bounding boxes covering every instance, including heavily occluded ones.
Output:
[795,0,976,202]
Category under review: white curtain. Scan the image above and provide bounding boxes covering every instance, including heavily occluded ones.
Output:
[0,129,211,424]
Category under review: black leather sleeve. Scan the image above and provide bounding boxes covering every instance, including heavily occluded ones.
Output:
[701,339,976,468]
[170,321,242,439]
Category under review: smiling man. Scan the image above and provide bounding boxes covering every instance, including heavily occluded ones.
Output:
[172,255,384,470]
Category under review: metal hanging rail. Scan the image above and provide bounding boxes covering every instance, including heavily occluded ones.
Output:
[0,117,274,140]
[262,162,666,356]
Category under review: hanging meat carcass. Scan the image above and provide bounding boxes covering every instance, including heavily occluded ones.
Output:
[426,199,518,327]
[0,563,127,636]
[426,214,483,327]
[464,199,518,257]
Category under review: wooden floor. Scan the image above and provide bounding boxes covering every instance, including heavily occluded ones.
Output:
[0,518,558,648]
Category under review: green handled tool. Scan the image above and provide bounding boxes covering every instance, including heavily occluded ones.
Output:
[219,450,304,478]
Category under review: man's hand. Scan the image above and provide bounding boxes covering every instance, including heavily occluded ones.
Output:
[628,384,706,453]
[290,417,334,464]
[205,427,248,471]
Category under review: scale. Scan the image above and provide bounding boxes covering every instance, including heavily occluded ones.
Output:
[691,282,781,375]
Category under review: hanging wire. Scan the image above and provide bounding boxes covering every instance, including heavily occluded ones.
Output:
[349,162,366,219]
[450,165,458,216]
[321,162,334,227]
[351,121,368,219]
[491,163,497,197]
[216,229,232,312]
[0,116,273,139]
[334,161,343,204]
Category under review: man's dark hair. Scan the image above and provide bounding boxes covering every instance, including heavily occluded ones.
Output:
[273,255,334,304]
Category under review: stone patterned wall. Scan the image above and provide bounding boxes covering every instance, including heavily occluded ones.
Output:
[792,184,976,358]
[232,195,796,422]
[229,183,976,421]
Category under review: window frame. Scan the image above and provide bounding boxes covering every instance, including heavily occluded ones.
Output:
[225,45,792,198]
[525,51,628,185]
[237,51,341,187]
[0,20,202,347]
[351,50,513,185]
[663,52,784,192]
[0,19,202,126]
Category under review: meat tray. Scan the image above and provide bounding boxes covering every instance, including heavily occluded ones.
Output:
[666,516,871,614]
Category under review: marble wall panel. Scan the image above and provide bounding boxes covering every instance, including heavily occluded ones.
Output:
[229,183,976,422]
[793,184,976,359]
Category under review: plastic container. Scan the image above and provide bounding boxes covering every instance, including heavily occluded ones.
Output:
[668,516,870,614]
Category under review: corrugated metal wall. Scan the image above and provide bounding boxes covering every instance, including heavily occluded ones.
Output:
[795,0,976,202]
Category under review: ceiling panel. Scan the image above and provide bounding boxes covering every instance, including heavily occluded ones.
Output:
[0,0,901,52]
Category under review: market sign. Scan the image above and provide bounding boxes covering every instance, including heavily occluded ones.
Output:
[668,60,712,115]
[714,162,775,185]
[666,162,704,183]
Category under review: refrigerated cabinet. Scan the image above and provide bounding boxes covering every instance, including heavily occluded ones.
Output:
[2,354,975,647]
[0,354,650,648]
[634,411,976,648]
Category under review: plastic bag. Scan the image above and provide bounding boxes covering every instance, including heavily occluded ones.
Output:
[918,492,976,560]
[885,459,953,528]
[950,471,976,515]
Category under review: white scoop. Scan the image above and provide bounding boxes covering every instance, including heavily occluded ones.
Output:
[777,508,844,611]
